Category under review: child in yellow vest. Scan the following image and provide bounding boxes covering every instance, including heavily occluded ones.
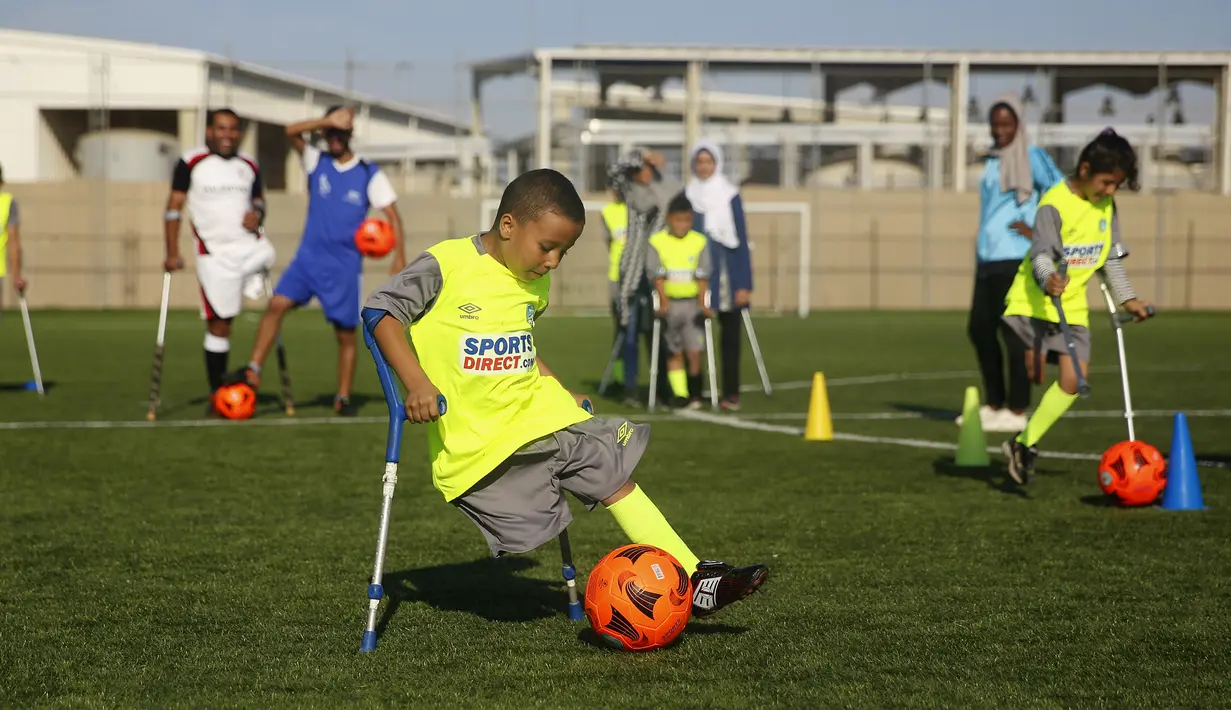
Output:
[364,169,768,618]
[646,194,712,409]
[0,163,28,305]
[1000,129,1154,484]
[600,190,628,381]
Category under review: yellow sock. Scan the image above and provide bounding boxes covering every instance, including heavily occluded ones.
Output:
[1018,382,1078,447]
[606,484,701,572]
[668,369,688,399]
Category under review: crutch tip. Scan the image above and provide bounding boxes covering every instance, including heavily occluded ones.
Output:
[146,410,157,422]
[285,405,296,416]
[359,631,378,653]
[567,602,584,622]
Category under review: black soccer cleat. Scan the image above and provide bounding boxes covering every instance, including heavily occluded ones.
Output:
[221,367,258,389]
[334,395,358,417]
[690,561,769,618]
[1002,434,1039,485]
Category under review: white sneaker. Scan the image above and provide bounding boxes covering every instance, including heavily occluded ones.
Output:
[990,409,1028,432]
[955,405,997,427]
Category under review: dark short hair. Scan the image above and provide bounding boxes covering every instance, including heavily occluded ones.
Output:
[1077,128,1140,191]
[493,169,586,227]
[207,108,240,127]
[667,193,693,215]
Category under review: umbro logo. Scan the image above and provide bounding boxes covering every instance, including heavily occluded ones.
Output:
[458,303,481,321]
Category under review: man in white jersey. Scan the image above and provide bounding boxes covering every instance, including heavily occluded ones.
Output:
[162,108,275,414]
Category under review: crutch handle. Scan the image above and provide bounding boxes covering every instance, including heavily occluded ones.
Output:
[1115,305,1156,324]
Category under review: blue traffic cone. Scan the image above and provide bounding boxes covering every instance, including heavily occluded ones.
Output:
[1161,412,1205,511]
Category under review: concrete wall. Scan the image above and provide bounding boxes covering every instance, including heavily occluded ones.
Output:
[6,181,1230,312]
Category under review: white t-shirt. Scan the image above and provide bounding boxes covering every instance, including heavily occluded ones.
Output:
[301,145,397,210]
[173,147,262,252]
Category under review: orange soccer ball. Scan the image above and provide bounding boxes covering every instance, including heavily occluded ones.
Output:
[1098,440,1167,506]
[355,218,395,258]
[214,382,257,420]
[584,544,693,652]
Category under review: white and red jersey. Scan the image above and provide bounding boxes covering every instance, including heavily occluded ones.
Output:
[172,147,263,254]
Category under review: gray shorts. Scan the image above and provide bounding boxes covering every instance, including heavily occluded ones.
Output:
[1002,314,1091,363]
[453,417,651,557]
[663,299,705,354]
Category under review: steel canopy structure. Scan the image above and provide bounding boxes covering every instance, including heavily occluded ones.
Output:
[471,45,1231,194]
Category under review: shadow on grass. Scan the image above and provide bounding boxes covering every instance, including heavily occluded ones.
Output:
[182,390,380,417]
[0,380,57,394]
[375,556,571,641]
[576,621,749,652]
[1193,453,1231,470]
[890,402,961,421]
[299,392,379,411]
[932,455,1031,498]
[1079,494,1124,508]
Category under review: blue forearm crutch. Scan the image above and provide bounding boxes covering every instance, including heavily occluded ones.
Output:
[358,307,446,654]
[357,308,589,652]
[558,397,593,623]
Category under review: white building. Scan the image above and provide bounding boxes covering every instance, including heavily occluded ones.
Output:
[0,28,490,193]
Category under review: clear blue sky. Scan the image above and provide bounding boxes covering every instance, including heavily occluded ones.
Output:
[8,0,1231,137]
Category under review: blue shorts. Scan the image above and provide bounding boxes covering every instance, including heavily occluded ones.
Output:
[274,257,360,330]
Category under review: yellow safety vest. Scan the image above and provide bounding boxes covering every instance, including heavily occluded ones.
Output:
[0,193,11,278]
[407,236,590,502]
[649,229,709,300]
[602,202,628,282]
[1003,181,1114,328]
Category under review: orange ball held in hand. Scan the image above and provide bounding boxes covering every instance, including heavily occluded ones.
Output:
[355,218,395,258]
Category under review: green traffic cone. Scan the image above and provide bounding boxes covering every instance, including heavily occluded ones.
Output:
[956,386,990,467]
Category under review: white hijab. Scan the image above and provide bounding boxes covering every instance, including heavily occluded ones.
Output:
[685,140,740,249]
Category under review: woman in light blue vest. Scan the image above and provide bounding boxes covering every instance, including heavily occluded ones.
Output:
[962,93,1063,433]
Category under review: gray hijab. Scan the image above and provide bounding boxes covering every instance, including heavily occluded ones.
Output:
[991,92,1034,205]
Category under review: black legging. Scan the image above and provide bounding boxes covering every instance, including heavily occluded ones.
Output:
[718,310,742,400]
[967,260,1030,411]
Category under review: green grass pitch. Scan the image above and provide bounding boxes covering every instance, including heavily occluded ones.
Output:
[2,307,1229,708]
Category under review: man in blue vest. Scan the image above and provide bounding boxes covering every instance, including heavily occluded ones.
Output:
[236,105,406,416]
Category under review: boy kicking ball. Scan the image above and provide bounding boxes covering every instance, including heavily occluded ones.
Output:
[363,168,768,617]
[1000,129,1154,484]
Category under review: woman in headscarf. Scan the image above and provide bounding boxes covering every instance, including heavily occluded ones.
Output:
[961,93,1064,432]
[686,140,752,411]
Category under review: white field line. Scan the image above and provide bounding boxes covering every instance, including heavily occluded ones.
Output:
[753,409,1231,421]
[673,409,1231,470]
[7,407,1229,432]
[707,362,1215,395]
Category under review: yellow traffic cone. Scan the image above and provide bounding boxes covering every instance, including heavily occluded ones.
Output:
[804,372,833,441]
[955,385,990,466]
